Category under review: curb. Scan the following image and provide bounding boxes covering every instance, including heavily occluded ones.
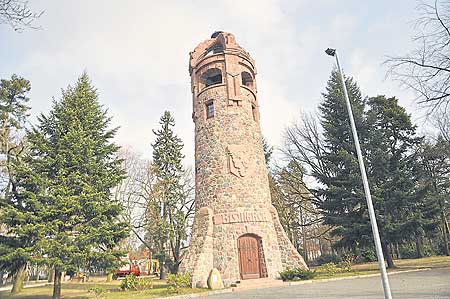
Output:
[287,268,431,286]
[153,288,233,299]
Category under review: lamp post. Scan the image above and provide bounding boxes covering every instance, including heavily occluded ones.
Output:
[325,48,393,299]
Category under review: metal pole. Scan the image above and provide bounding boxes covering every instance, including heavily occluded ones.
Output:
[332,50,393,299]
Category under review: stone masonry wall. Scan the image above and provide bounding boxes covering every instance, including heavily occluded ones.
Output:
[180,32,308,288]
[179,207,213,288]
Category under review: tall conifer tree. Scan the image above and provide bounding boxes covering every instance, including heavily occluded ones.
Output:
[2,74,128,299]
[317,70,371,249]
[0,75,31,293]
[365,95,435,267]
[149,111,188,277]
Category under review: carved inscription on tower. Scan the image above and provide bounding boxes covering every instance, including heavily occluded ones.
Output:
[213,211,268,225]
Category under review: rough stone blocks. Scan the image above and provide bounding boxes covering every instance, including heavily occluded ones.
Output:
[180,32,308,288]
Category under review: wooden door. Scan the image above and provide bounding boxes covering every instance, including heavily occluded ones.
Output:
[238,235,261,280]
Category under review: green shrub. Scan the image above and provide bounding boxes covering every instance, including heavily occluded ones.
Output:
[135,278,154,291]
[338,252,355,271]
[121,274,137,290]
[359,248,377,262]
[317,262,341,275]
[279,268,317,281]
[120,274,153,291]
[313,254,342,266]
[400,243,435,259]
[167,273,191,292]
[337,261,352,272]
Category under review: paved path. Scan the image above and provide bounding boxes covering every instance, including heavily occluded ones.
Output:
[207,269,450,299]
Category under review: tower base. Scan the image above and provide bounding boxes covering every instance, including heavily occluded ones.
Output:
[180,206,308,288]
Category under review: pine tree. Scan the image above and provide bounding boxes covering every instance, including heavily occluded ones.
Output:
[365,95,435,267]
[0,74,31,293]
[2,74,128,299]
[416,137,450,255]
[148,111,193,277]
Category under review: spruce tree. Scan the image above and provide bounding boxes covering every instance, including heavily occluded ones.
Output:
[149,111,186,277]
[2,74,128,299]
[317,70,371,250]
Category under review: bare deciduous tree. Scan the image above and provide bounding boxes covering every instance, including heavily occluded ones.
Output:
[141,164,195,274]
[113,148,195,274]
[0,0,43,31]
[271,161,327,262]
[433,108,450,143]
[272,112,337,260]
[386,0,450,113]
[113,147,148,251]
[282,111,329,191]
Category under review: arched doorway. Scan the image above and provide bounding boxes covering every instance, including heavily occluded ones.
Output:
[237,234,266,280]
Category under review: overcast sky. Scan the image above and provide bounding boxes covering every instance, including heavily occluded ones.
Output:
[1,0,425,167]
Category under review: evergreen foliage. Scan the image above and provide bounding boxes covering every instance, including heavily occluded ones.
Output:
[416,137,450,255]
[317,70,369,249]
[316,71,439,267]
[147,111,194,277]
[1,74,128,299]
[365,96,437,265]
[0,74,31,293]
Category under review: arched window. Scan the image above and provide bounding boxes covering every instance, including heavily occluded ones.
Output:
[204,43,224,58]
[200,68,222,89]
[241,71,254,88]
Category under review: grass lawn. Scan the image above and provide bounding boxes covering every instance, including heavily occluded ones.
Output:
[0,278,206,299]
[312,255,450,280]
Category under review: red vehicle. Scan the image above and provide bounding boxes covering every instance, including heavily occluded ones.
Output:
[113,262,140,279]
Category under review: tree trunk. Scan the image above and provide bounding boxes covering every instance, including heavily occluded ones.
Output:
[299,207,308,263]
[52,268,62,299]
[442,211,449,256]
[149,251,153,274]
[159,256,166,280]
[415,237,424,258]
[0,269,4,285]
[106,272,113,282]
[171,239,181,274]
[395,243,401,259]
[381,242,396,269]
[11,263,26,294]
[48,268,54,282]
[437,193,450,256]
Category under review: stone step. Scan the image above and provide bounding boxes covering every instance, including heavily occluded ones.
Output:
[231,278,284,291]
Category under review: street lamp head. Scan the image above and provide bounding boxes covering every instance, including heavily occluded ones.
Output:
[325,48,336,57]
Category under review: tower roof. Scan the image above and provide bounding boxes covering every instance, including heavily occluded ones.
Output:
[189,32,255,74]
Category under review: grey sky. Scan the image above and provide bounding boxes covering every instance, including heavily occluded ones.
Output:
[1,0,424,166]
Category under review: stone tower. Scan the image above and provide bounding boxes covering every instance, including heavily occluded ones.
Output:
[180,32,307,287]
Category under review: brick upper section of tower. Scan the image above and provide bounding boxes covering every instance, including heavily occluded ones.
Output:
[188,31,256,75]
